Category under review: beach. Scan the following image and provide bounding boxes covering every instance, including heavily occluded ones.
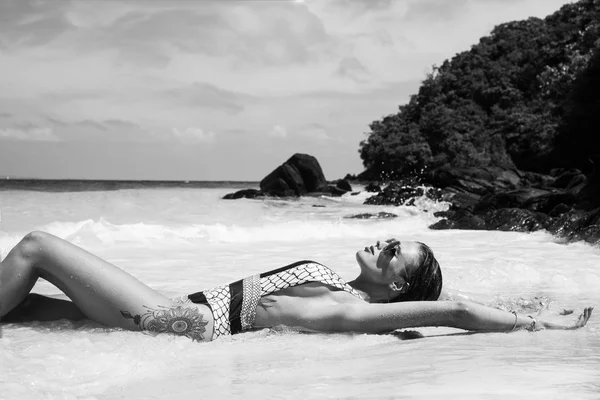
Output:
[1,183,599,399]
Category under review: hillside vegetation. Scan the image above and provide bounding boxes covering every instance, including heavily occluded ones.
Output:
[359,0,600,179]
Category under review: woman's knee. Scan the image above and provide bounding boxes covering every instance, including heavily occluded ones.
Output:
[15,231,53,263]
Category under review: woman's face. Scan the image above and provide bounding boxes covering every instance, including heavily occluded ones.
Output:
[355,239,422,285]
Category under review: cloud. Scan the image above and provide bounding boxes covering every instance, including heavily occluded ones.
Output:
[336,57,370,81]
[0,0,73,49]
[41,116,149,143]
[104,119,139,129]
[83,9,223,67]
[297,123,330,141]
[403,0,470,21]
[48,116,139,130]
[75,119,107,131]
[221,3,331,66]
[172,127,216,144]
[269,125,288,138]
[0,126,60,142]
[267,123,329,141]
[330,0,393,13]
[50,2,333,69]
[224,128,248,136]
[42,90,107,102]
[163,83,246,114]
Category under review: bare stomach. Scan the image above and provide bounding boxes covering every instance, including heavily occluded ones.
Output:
[254,282,364,332]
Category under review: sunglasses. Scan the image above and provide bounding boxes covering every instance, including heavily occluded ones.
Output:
[378,239,411,283]
[381,239,401,257]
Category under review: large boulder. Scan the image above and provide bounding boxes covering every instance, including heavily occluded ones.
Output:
[260,154,329,196]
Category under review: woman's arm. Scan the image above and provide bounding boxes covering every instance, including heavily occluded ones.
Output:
[340,301,593,334]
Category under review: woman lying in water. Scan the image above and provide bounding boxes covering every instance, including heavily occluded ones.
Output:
[0,231,593,341]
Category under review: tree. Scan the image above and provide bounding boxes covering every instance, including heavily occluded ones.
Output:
[554,46,600,175]
[358,0,600,177]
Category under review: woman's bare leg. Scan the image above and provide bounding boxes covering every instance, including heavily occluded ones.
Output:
[2,294,85,322]
[0,231,213,341]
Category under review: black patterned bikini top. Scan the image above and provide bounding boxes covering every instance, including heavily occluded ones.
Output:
[187,260,364,339]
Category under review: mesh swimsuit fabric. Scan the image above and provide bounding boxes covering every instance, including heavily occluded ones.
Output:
[188,261,363,339]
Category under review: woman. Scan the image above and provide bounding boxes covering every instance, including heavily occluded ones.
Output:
[0,231,593,341]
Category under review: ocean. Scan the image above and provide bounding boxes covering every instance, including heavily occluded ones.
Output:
[0,181,599,400]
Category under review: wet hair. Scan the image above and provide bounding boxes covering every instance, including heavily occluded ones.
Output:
[390,242,442,302]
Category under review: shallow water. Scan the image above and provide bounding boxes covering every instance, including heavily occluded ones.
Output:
[1,185,599,399]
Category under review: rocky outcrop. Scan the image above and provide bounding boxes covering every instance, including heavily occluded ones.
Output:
[359,165,600,245]
[224,153,352,199]
[260,153,329,196]
[426,167,600,245]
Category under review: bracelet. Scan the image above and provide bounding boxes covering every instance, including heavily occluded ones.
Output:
[509,310,518,332]
[525,316,540,332]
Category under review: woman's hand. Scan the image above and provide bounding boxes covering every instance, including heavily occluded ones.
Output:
[537,307,594,330]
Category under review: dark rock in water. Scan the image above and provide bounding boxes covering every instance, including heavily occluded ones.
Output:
[454,177,496,195]
[327,185,349,196]
[546,209,589,236]
[261,163,305,196]
[345,212,398,219]
[430,210,486,230]
[425,166,523,195]
[575,179,600,211]
[474,189,551,212]
[545,207,600,244]
[432,201,551,233]
[335,179,353,192]
[569,223,600,245]
[548,203,573,217]
[521,192,577,213]
[391,330,425,340]
[483,208,549,232]
[357,162,600,245]
[223,189,265,200]
[260,153,328,196]
[519,171,556,188]
[552,169,587,195]
[312,204,326,208]
[365,183,382,193]
[441,191,482,212]
[424,187,444,202]
[351,191,360,196]
[364,182,425,206]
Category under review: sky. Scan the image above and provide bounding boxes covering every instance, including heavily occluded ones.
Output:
[0,0,575,181]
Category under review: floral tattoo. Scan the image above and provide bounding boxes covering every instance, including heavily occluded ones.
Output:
[121,305,209,342]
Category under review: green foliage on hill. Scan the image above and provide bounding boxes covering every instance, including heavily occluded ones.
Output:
[359,0,600,179]
[555,44,600,176]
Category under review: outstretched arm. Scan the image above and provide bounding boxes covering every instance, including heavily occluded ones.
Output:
[339,301,593,334]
